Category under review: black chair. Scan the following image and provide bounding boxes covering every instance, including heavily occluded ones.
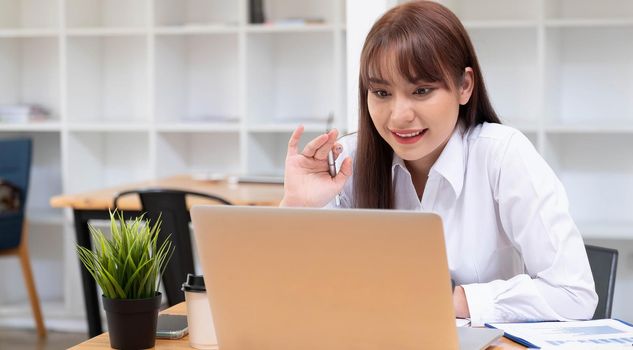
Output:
[113,189,232,306]
[0,138,46,337]
[585,244,618,319]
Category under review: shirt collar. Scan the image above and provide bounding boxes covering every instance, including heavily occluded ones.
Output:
[391,126,466,197]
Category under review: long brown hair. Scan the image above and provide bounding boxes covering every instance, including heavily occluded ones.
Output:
[354,0,500,209]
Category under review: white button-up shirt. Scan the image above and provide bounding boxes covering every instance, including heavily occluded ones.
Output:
[326,122,598,326]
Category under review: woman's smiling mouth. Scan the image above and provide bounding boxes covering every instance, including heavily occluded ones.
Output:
[391,128,428,144]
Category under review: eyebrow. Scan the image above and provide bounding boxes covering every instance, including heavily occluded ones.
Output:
[369,76,391,84]
[369,77,436,86]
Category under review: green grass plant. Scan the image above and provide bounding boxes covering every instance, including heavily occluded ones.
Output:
[76,211,173,299]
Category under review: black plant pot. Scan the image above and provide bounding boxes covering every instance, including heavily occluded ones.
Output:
[102,293,162,350]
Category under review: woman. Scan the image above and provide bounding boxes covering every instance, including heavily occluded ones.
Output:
[280,1,597,326]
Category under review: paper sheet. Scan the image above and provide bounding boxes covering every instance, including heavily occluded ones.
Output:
[456,318,471,327]
[487,319,633,348]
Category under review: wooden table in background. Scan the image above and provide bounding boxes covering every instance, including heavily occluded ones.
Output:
[50,174,284,210]
[69,302,525,349]
[51,175,285,337]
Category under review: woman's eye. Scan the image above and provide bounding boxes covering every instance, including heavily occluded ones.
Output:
[372,90,390,98]
[414,88,432,95]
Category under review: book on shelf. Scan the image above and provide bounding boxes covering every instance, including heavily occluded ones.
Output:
[247,0,325,26]
[272,18,326,26]
[249,0,265,24]
[0,104,51,123]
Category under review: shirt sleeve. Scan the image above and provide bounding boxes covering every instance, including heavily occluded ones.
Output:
[462,131,598,326]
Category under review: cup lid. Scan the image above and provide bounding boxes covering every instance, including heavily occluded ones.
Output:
[181,273,206,292]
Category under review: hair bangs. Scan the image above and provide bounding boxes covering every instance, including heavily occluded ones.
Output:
[361,26,449,91]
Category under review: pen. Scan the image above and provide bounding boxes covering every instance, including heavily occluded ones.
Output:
[326,113,341,207]
[327,149,337,178]
[327,149,341,207]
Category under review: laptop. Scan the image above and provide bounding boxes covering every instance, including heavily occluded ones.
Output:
[191,206,503,350]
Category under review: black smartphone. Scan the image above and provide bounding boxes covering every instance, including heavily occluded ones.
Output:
[156,314,188,339]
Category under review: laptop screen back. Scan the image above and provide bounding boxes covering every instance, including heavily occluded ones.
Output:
[191,206,458,350]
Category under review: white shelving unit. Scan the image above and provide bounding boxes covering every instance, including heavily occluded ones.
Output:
[0,0,346,331]
[1,0,632,331]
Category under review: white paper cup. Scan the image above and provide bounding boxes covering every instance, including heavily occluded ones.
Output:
[182,275,217,349]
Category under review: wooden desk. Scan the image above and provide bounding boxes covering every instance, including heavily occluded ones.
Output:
[69,302,526,349]
[50,174,284,210]
[51,175,284,337]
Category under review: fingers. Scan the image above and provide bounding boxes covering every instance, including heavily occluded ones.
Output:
[312,129,339,161]
[334,156,353,188]
[301,129,338,160]
[300,134,327,158]
[332,143,343,161]
[287,125,304,157]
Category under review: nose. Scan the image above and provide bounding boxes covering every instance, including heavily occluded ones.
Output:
[391,95,415,124]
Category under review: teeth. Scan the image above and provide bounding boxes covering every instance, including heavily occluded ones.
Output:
[395,130,423,138]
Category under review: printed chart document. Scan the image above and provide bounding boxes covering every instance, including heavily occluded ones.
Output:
[486,319,633,348]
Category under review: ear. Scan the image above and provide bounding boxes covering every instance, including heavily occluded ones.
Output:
[458,67,474,105]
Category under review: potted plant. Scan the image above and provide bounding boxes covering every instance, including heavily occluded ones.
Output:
[77,211,173,349]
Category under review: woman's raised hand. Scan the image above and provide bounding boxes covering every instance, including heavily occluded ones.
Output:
[280,125,353,207]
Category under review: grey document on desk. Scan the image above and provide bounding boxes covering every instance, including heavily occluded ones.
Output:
[458,327,504,350]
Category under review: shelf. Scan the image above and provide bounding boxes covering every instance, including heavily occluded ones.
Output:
[67,131,151,193]
[154,25,239,35]
[544,26,633,125]
[66,0,148,29]
[0,0,59,29]
[245,24,337,33]
[154,0,239,28]
[545,0,633,21]
[544,134,633,228]
[545,19,633,28]
[246,31,336,125]
[248,122,329,133]
[0,37,61,122]
[462,20,538,29]
[155,122,241,133]
[0,122,61,132]
[66,35,149,123]
[66,28,148,37]
[155,33,239,123]
[67,122,152,132]
[467,27,539,126]
[155,131,241,178]
[246,130,321,176]
[442,0,539,22]
[0,29,58,38]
